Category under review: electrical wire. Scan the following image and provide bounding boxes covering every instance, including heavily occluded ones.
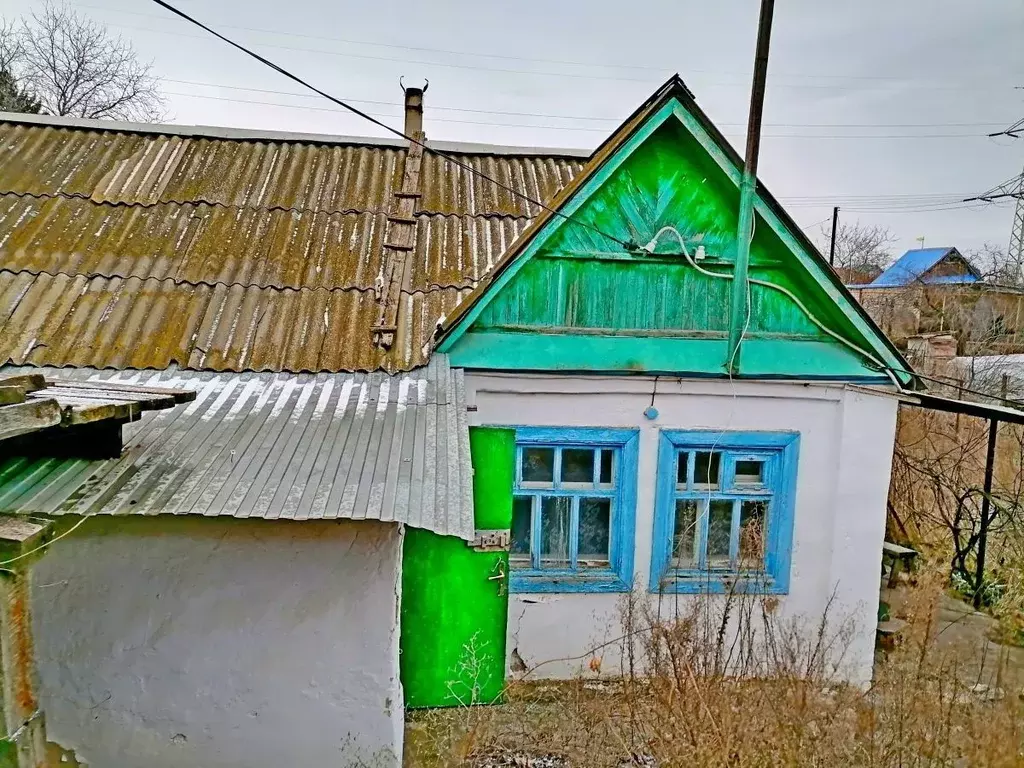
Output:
[160,91,1002,138]
[79,2,1021,93]
[157,80,1014,130]
[147,0,632,249]
[0,515,92,568]
[642,226,903,388]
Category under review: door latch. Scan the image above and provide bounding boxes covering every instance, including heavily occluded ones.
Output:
[488,560,507,596]
[471,529,510,552]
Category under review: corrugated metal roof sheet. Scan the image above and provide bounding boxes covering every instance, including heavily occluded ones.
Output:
[0,117,585,372]
[0,270,470,372]
[0,357,474,537]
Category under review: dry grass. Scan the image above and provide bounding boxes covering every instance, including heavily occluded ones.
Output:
[406,578,1024,768]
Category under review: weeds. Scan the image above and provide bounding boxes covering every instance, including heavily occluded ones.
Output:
[407,577,1023,767]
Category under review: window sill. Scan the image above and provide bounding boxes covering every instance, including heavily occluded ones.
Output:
[649,572,788,595]
[511,572,632,594]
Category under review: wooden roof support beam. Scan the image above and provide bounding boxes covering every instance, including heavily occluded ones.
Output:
[0,399,62,442]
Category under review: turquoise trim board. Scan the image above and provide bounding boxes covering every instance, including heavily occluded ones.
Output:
[649,430,800,595]
[448,332,892,383]
[509,427,639,594]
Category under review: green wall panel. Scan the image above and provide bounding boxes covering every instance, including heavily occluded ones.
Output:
[448,331,888,381]
[449,117,894,379]
[400,427,515,708]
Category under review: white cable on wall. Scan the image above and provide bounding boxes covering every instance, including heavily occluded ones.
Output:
[640,225,902,389]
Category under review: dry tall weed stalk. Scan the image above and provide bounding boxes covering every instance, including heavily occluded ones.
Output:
[406,579,1023,768]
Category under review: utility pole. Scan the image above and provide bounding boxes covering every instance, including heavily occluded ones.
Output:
[828,205,840,267]
[967,118,1024,283]
[727,0,775,374]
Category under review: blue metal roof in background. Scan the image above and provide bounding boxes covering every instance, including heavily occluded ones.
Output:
[866,247,979,288]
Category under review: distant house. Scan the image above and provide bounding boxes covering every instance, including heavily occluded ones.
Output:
[850,248,1024,352]
[865,247,981,288]
[0,76,929,766]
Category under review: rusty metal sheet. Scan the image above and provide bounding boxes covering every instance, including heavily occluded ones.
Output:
[0,123,406,213]
[417,152,584,217]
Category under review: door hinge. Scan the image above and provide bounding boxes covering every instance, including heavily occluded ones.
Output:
[471,529,510,552]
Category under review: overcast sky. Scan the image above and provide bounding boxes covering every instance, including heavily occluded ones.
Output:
[2,0,1021,257]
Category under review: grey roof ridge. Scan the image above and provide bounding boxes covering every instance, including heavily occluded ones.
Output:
[0,110,593,158]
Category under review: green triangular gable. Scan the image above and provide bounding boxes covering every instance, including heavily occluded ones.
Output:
[438,80,910,384]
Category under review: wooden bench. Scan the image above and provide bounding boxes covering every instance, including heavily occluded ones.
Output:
[882,541,918,588]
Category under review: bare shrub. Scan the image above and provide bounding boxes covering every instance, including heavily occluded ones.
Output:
[407,580,1022,767]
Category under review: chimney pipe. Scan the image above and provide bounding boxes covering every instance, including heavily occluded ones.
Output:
[404,86,424,137]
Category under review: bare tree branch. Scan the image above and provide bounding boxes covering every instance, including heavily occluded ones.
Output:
[13,2,164,121]
[818,220,897,283]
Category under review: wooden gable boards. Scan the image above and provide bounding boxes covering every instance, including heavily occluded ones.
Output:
[437,76,911,385]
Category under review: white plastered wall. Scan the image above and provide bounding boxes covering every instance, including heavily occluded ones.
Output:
[30,516,404,768]
[465,372,899,686]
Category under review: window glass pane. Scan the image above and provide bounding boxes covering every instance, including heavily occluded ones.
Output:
[562,448,595,484]
[694,451,721,489]
[672,499,698,568]
[707,499,733,567]
[676,452,688,488]
[735,460,764,486]
[539,496,571,568]
[522,447,555,483]
[511,496,533,563]
[599,449,614,485]
[577,498,611,567]
[739,500,768,568]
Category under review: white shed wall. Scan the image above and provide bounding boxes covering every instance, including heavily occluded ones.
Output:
[30,517,403,768]
[465,373,898,686]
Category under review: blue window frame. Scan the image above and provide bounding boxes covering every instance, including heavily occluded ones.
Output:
[510,427,639,593]
[650,430,799,594]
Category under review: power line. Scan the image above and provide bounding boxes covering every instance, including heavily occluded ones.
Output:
[79,2,1019,92]
[162,90,1000,139]
[164,79,1013,129]
[87,8,1018,93]
[147,0,632,249]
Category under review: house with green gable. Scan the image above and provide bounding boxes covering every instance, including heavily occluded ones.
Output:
[0,76,914,765]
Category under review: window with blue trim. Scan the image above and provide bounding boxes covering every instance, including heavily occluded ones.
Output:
[511,428,639,593]
[650,431,799,594]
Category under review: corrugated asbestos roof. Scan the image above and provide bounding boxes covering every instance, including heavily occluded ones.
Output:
[0,118,584,372]
[0,356,475,538]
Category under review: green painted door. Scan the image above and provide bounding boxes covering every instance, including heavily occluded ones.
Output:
[400,426,515,708]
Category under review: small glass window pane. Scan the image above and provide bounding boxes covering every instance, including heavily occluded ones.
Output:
[707,499,733,567]
[511,496,532,563]
[672,499,698,568]
[694,451,721,489]
[739,500,768,568]
[539,496,571,568]
[562,448,595,484]
[578,498,611,567]
[599,450,614,485]
[522,448,555,483]
[735,460,764,486]
[676,452,688,488]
